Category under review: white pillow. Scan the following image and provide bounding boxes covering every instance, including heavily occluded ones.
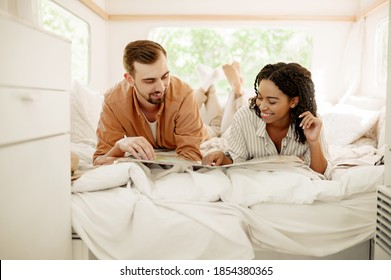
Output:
[321,104,380,145]
[70,81,103,147]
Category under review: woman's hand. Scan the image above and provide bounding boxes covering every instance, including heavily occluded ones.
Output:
[202,151,232,166]
[299,111,322,143]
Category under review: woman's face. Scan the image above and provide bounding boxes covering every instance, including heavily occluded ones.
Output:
[255,79,297,126]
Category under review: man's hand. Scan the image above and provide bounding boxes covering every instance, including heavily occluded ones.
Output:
[94,156,119,165]
[116,136,156,160]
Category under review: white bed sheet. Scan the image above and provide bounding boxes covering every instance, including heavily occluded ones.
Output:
[72,188,253,259]
[71,159,383,259]
[247,192,376,257]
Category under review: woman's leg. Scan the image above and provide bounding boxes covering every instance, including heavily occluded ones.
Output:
[200,85,223,138]
[195,62,246,139]
[195,65,224,138]
[220,63,245,134]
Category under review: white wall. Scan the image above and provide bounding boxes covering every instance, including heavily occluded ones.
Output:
[106,19,352,104]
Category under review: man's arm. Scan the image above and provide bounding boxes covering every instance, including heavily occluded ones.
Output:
[94,99,156,165]
[93,99,126,163]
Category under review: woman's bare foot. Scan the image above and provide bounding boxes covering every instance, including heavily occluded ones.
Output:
[232,61,245,85]
[194,87,208,108]
[222,63,244,97]
[197,65,223,91]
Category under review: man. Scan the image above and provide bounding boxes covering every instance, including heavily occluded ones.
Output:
[93,40,207,165]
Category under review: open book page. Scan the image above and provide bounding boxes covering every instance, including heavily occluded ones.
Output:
[115,150,204,169]
[115,150,304,170]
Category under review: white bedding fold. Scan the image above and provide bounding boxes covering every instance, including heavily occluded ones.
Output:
[223,164,383,206]
[72,161,383,205]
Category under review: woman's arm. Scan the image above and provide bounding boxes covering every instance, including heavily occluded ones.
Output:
[300,111,328,174]
[307,140,328,174]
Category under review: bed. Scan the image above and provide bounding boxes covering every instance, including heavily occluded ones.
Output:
[69,81,386,260]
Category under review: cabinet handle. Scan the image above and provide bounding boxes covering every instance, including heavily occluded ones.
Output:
[20,93,39,102]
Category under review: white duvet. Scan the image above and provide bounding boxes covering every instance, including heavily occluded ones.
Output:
[71,157,383,259]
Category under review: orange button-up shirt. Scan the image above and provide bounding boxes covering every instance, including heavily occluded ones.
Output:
[93,77,207,162]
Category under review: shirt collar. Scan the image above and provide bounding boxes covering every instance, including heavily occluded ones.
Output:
[256,118,296,139]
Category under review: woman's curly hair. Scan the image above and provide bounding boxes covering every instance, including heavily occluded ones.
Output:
[249,62,317,144]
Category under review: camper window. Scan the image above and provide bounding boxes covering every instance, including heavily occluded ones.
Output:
[149,27,312,103]
[38,0,90,85]
[376,17,389,86]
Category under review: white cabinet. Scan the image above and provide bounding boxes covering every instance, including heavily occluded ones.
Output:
[374,185,391,260]
[0,13,72,259]
[0,136,71,259]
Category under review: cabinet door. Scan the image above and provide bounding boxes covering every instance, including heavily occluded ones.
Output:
[0,14,71,90]
[0,135,72,259]
[0,88,69,146]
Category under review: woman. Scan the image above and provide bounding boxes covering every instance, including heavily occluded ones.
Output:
[202,62,329,175]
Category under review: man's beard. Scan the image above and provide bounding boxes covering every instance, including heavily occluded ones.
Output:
[134,84,166,105]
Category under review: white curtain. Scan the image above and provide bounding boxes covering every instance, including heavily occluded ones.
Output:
[338,19,365,104]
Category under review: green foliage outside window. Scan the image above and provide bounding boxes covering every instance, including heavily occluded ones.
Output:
[150,27,312,102]
[39,0,90,84]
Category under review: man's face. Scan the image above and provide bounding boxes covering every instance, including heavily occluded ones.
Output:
[126,53,170,105]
